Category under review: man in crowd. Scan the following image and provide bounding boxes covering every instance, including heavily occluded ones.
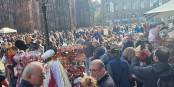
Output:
[75,35,85,44]
[89,59,116,87]
[131,46,174,87]
[90,41,105,61]
[136,33,151,47]
[100,43,120,70]
[82,35,95,76]
[107,48,130,87]
[18,62,45,87]
[120,34,134,55]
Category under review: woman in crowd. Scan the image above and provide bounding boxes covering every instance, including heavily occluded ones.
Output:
[121,47,136,87]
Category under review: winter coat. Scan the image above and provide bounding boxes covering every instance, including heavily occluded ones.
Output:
[97,72,117,87]
[18,80,34,87]
[82,40,94,58]
[100,51,112,70]
[91,45,105,61]
[107,56,130,87]
[131,57,174,87]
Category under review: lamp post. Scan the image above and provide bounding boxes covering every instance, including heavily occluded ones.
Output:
[36,0,50,49]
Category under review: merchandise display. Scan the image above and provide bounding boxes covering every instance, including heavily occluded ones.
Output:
[55,45,86,86]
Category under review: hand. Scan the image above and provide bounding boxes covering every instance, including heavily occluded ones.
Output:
[135,46,142,57]
[132,74,137,79]
[143,45,151,56]
[5,64,10,68]
[89,57,92,60]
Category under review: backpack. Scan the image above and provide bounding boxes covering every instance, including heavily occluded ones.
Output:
[153,66,174,87]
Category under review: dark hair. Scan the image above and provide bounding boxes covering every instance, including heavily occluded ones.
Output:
[155,46,170,62]
[11,46,18,50]
[5,48,10,53]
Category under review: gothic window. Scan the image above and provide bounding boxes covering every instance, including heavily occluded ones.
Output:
[159,0,162,5]
[153,0,158,8]
[123,2,126,10]
[110,2,114,12]
[150,0,154,8]
[115,4,118,11]
[131,1,135,10]
[107,5,110,12]
[141,0,144,8]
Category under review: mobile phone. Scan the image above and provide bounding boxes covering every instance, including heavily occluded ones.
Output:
[141,41,146,50]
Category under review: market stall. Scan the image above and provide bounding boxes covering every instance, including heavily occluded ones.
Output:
[144,0,174,20]
[55,44,87,86]
[0,27,17,34]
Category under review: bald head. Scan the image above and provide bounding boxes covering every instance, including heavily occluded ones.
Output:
[90,59,104,69]
[89,59,105,80]
[21,62,45,87]
[22,62,43,79]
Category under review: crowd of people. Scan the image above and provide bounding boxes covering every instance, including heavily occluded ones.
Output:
[0,21,174,87]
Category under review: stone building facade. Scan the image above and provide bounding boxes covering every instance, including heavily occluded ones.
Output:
[0,0,94,33]
[101,0,171,26]
[44,0,94,31]
[0,0,41,33]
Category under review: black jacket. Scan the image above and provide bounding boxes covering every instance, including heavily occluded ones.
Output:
[97,72,117,87]
[123,41,134,51]
[131,57,174,87]
[18,80,34,87]
[82,39,95,58]
[136,39,151,48]
[91,45,105,61]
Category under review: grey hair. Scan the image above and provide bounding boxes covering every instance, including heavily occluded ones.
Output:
[22,62,43,79]
[92,41,100,45]
[111,43,120,49]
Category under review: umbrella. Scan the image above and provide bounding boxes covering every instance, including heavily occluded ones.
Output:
[144,0,174,20]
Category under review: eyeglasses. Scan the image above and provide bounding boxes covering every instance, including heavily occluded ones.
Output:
[89,68,101,72]
[38,73,45,78]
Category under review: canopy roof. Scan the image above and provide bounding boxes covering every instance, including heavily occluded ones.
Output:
[0,27,17,33]
[145,0,174,20]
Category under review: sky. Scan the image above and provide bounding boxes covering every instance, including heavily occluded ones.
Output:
[92,0,101,3]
